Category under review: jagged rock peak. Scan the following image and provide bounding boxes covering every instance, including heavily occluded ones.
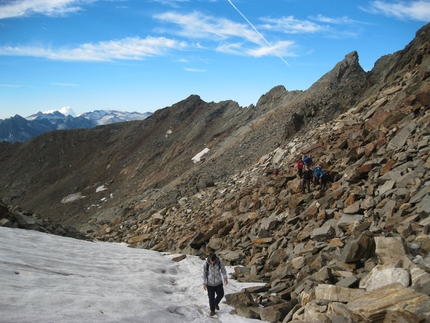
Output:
[416,21,430,40]
[309,51,365,92]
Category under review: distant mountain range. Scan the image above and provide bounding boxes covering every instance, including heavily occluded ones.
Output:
[0,110,152,143]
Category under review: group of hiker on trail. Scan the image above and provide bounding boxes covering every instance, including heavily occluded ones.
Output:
[272,154,332,194]
[297,155,331,193]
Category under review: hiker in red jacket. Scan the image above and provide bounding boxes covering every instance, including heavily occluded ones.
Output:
[297,158,304,178]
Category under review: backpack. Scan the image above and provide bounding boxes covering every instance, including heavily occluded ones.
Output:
[303,156,312,167]
[205,258,221,276]
[314,167,323,178]
[297,159,304,170]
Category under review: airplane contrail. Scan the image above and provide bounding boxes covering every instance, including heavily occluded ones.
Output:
[227,0,290,67]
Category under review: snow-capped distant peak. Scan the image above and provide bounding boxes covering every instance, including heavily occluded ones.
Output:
[26,106,76,121]
[2,108,152,143]
[80,110,152,125]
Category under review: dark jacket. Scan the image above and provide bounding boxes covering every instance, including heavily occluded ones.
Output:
[303,169,313,180]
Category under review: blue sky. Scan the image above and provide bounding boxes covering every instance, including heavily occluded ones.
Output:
[0,0,429,119]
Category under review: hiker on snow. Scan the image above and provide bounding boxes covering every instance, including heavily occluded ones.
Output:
[203,253,228,316]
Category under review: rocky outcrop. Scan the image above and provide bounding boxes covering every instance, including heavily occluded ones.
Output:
[0,200,88,240]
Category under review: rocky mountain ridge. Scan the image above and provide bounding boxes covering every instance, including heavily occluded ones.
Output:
[1,23,430,323]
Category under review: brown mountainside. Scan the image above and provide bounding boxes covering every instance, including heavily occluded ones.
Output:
[0,21,429,238]
[0,49,367,227]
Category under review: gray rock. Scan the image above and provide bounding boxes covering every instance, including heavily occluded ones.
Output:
[417,194,430,215]
[13,211,37,228]
[340,233,374,263]
[311,225,335,241]
[410,267,430,295]
[347,283,430,321]
[359,264,410,291]
[261,216,278,231]
[387,122,416,150]
[315,284,365,303]
[0,218,12,227]
[313,266,334,282]
[410,184,430,203]
[225,289,258,308]
[218,250,242,263]
[336,276,359,288]
[378,170,403,184]
[258,302,297,323]
[337,214,364,232]
[377,180,396,196]
[396,167,425,188]
[343,201,361,214]
[234,307,261,320]
[374,236,407,264]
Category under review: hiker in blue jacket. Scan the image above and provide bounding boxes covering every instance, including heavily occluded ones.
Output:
[202,253,228,316]
[314,166,323,186]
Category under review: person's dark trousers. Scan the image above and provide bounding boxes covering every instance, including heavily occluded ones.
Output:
[302,178,310,193]
[207,284,224,312]
[321,177,329,192]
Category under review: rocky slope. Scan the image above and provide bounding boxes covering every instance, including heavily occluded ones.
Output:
[1,23,430,323]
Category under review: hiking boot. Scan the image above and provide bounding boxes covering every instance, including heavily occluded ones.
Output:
[210,311,216,316]
[215,304,219,311]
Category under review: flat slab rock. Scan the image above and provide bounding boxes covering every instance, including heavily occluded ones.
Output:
[347,283,430,322]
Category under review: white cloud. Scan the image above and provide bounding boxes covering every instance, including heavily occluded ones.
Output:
[310,14,359,25]
[0,83,22,88]
[217,40,294,58]
[226,0,289,67]
[51,82,79,86]
[366,0,430,21]
[154,11,261,44]
[246,40,295,58]
[185,68,207,72]
[43,106,76,116]
[216,42,243,55]
[0,0,95,19]
[259,16,324,34]
[155,11,295,62]
[150,0,189,7]
[0,36,187,61]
